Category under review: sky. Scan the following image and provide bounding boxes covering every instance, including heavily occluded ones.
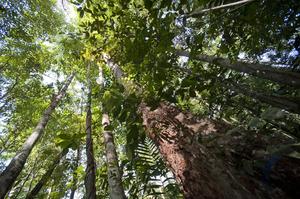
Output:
[56,0,77,24]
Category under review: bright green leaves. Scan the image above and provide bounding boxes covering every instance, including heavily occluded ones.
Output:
[55,132,85,150]
[2,0,297,197]
[125,122,143,161]
[102,89,123,113]
[0,0,64,40]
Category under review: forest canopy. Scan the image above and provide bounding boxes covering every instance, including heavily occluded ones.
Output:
[0,0,300,198]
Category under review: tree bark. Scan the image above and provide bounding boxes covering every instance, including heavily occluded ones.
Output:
[84,64,97,199]
[208,126,300,199]
[103,54,300,198]
[97,58,126,199]
[25,148,68,199]
[102,55,253,198]
[0,73,75,199]
[10,159,38,199]
[138,102,256,199]
[102,113,126,199]
[177,51,300,88]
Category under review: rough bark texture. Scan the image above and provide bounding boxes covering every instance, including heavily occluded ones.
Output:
[9,158,38,199]
[70,147,81,199]
[0,73,75,199]
[177,51,300,88]
[25,148,68,199]
[84,66,97,199]
[138,102,256,199]
[268,156,300,198]
[211,126,300,199]
[102,113,126,199]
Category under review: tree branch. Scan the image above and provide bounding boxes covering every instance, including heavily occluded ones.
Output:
[185,0,256,18]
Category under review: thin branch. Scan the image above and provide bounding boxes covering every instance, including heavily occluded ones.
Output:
[185,0,256,18]
[0,78,18,101]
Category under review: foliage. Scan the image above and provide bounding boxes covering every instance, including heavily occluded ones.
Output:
[1,0,300,198]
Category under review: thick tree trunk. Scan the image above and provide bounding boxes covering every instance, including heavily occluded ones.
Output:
[209,126,300,198]
[84,64,97,199]
[70,147,81,199]
[268,156,300,198]
[103,54,299,198]
[0,73,75,199]
[177,51,300,88]
[102,55,253,198]
[25,148,68,199]
[138,102,257,199]
[102,113,126,199]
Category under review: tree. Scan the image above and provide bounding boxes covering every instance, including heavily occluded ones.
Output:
[97,63,126,199]
[139,101,268,198]
[185,0,256,18]
[102,113,126,199]
[84,63,96,199]
[25,148,68,199]
[0,73,74,198]
[177,51,300,88]
[77,0,300,197]
[70,147,81,199]
[1,0,300,198]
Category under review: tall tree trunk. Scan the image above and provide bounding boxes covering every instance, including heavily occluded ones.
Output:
[71,86,84,199]
[85,64,96,199]
[0,73,75,199]
[11,159,38,199]
[176,64,300,114]
[229,82,300,114]
[103,55,300,197]
[177,51,300,88]
[138,102,256,199]
[97,59,126,199]
[102,113,126,199]
[70,147,81,199]
[25,148,68,199]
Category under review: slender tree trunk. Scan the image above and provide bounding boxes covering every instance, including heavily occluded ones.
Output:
[102,113,126,199]
[71,86,84,199]
[185,0,256,18]
[84,64,96,199]
[177,51,300,88]
[97,59,126,199]
[25,148,68,199]
[138,102,256,199]
[70,147,81,199]
[175,62,300,114]
[11,159,38,199]
[229,82,300,114]
[0,73,75,199]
